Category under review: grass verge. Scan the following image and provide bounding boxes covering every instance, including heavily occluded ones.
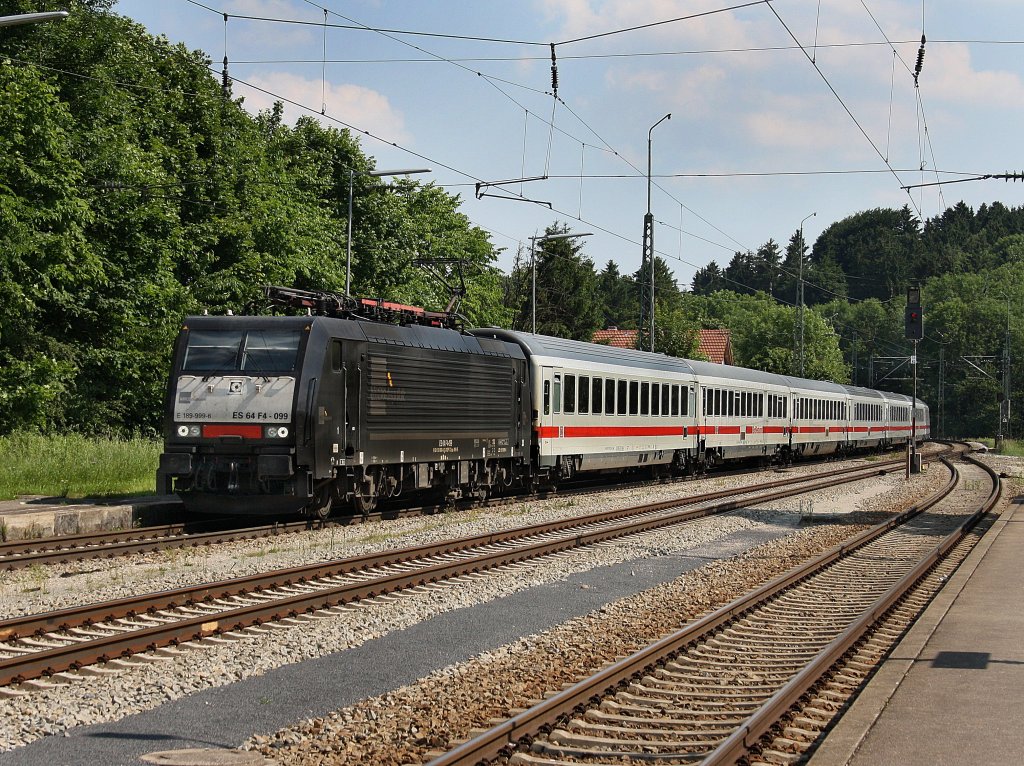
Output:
[0,432,161,501]
[974,437,1024,457]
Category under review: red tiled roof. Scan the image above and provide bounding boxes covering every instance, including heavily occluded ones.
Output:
[698,328,733,365]
[592,328,638,349]
[590,327,733,364]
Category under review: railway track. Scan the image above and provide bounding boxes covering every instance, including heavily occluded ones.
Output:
[0,450,931,571]
[424,452,999,766]
[0,454,932,692]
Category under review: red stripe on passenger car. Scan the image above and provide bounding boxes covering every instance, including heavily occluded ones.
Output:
[535,425,687,438]
[565,426,685,437]
[203,424,263,439]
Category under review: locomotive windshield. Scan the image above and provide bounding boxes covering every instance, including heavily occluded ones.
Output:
[182,329,302,372]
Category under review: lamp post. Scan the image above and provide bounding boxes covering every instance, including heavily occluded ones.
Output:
[798,211,816,377]
[0,11,69,27]
[346,167,430,296]
[530,231,592,334]
[642,113,671,352]
[997,293,1012,450]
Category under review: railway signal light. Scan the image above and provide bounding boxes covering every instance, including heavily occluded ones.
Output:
[905,288,924,340]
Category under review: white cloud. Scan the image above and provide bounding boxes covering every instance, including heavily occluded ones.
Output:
[924,43,1024,106]
[239,72,412,143]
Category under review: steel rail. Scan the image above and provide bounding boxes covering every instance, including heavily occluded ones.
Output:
[0,458,906,642]
[424,456,967,766]
[1,446,947,571]
[701,452,1002,765]
[0,519,300,570]
[0,458,918,687]
[0,522,191,556]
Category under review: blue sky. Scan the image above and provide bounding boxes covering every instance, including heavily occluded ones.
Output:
[115,1,1024,291]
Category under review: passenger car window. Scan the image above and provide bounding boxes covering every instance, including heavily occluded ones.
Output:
[564,375,576,414]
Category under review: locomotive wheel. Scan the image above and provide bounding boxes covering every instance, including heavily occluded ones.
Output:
[354,492,377,516]
[308,487,333,520]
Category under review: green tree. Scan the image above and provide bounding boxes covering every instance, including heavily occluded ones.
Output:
[812,206,920,301]
[597,260,636,329]
[653,303,701,359]
[691,261,726,295]
[0,62,96,432]
[0,2,510,435]
[532,224,601,340]
[695,291,847,382]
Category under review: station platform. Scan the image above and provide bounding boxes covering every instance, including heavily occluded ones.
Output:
[0,495,181,540]
[810,491,1024,765]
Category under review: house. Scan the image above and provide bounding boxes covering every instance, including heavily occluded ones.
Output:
[591,327,734,364]
[696,328,734,365]
[591,327,639,349]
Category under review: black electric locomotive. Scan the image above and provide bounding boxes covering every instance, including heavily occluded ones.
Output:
[158,289,530,517]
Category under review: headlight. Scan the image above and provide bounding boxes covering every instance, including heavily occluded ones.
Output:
[177,425,189,437]
[265,426,289,439]
[277,426,289,438]
[189,425,201,437]
[266,426,278,438]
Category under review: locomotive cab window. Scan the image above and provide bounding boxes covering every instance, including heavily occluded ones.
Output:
[183,329,242,370]
[241,329,302,371]
[183,328,301,372]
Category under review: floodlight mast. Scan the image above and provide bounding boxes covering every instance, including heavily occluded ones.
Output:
[0,11,69,27]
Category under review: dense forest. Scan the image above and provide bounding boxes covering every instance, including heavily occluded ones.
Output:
[0,0,510,436]
[1,1,1020,441]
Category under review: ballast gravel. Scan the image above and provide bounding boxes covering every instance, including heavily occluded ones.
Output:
[0,453,950,763]
[0,453,927,620]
